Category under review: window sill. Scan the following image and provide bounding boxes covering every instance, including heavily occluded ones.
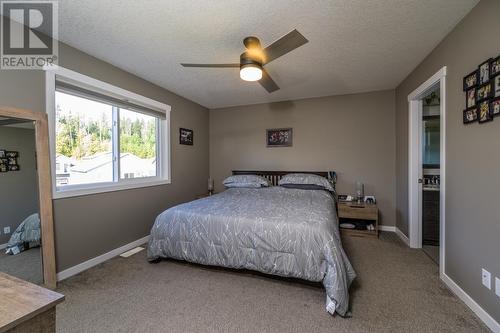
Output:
[53,178,171,199]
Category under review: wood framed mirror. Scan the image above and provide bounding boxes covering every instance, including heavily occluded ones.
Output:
[0,106,56,289]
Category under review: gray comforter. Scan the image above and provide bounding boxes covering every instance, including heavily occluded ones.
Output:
[147,187,356,315]
[5,213,41,255]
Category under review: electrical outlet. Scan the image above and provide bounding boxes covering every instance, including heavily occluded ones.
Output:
[3,227,10,234]
[482,269,491,289]
[496,277,500,298]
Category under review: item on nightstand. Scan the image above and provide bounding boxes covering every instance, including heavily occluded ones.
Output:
[338,195,354,202]
[339,223,355,229]
[327,171,337,184]
[355,182,364,203]
[364,196,376,204]
[208,178,214,196]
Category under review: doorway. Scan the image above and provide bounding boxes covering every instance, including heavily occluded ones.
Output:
[421,89,440,264]
[408,67,446,277]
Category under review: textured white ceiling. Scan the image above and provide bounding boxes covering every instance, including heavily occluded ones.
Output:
[57,0,478,109]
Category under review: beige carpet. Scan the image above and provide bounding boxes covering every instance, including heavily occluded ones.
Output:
[0,247,42,285]
[55,233,489,332]
[423,244,440,264]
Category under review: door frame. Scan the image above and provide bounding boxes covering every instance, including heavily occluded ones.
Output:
[407,66,446,278]
[0,106,57,289]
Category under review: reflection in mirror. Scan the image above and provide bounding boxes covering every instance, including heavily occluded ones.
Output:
[0,116,42,284]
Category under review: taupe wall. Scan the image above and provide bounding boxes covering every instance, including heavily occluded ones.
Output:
[395,0,499,321]
[0,127,38,244]
[210,90,396,227]
[0,42,209,271]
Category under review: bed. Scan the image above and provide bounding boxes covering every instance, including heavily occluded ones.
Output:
[147,171,356,316]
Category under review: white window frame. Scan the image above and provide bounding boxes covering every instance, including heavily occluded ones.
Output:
[45,66,171,199]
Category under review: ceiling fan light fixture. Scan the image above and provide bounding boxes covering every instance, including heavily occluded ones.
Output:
[240,64,262,82]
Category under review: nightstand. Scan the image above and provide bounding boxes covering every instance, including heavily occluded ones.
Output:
[196,193,216,199]
[338,201,379,238]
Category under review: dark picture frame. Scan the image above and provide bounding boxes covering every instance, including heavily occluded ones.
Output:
[493,74,500,98]
[7,157,17,165]
[463,107,478,124]
[0,150,20,172]
[478,101,492,123]
[491,97,500,117]
[463,70,478,91]
[476,82,492,102]
[5,151,18,158]
[479,59,491,85]
[466,87,476,108]
[491,56,500,77]
[0,157,7,172]
[179,128,193,145]
[266,128,293,147]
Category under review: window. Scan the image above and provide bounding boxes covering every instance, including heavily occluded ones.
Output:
[55,91,114,186]
[46,67,171,198]
[119,109,157,179]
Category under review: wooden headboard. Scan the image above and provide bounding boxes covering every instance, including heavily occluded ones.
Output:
[232,170,329,186]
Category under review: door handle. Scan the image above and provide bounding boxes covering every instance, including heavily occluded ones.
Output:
[418,178,423,184]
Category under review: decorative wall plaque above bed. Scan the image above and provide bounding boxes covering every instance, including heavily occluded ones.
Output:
[266,128,292,147]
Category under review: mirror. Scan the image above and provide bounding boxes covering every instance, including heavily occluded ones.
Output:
[0,107,56,289]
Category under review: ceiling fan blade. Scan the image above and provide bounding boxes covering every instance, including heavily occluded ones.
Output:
[259,68,279,93]
[262,29,308,64]
[180,63,239,68]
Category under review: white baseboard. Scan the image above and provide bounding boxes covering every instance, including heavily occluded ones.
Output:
[395,227,410,246]
[442,273,500,333]
[57,235,150,281]
[391,226,497,331]
[379,225,396,232]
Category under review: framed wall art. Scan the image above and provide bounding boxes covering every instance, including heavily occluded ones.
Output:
[466,87,476,108]
[477,83,492,102]
[491,97,500,117]
[179,128,193,145]
[463,70,478,91]
[0,150,20,172]
[6,151,18,158]
[493,74,500,98]
[479,59,491,85]
[491,56,500,77]
[478,101,492,123]
[266,128,293,147]
[0,158,7,172]
[463,54,500,126]
[463,107,478,124]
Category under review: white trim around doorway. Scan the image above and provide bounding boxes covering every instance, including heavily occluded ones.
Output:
[407,66,446,279]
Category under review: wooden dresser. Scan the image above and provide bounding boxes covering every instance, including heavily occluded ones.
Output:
[0,273,64,333]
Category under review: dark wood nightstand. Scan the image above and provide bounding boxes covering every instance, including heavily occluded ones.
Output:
[338,201,379,238]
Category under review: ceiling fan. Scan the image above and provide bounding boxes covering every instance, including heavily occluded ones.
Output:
[180,29,308,93]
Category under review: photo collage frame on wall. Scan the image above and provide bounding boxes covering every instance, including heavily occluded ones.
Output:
[0,150,20,172]
[463,55,500,124]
